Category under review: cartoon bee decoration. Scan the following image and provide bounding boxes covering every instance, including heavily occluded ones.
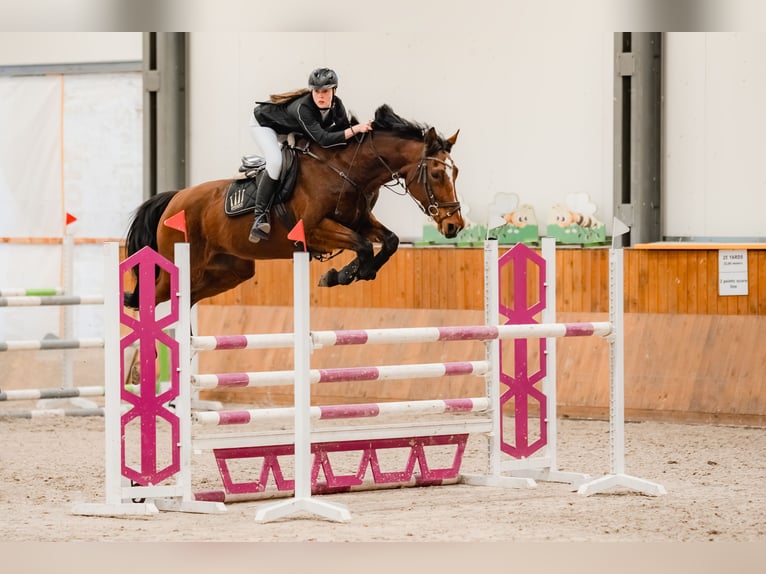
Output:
[550,205,602,229]
[502,204,537,228]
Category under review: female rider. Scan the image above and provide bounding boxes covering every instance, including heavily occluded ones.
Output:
[247,67,373,243]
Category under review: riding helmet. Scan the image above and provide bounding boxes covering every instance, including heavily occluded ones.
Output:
[308,68,338,90]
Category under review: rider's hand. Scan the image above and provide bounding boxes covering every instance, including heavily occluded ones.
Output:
[352,121,373,134]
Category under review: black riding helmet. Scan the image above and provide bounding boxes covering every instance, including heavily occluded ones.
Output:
[308,68,338,90]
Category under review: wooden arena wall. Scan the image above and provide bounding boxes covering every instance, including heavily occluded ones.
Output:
[201,245,766,315]
[196,245,766,425]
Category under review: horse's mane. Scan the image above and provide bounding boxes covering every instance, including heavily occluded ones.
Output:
[372,104,451,154]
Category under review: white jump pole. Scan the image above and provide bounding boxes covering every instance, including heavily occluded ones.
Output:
[255,251,351,523]
[36,233,98,410]
[101,241,136,510]
[153,242,226,513]
[577,220,667,496]
[189,303,223,411]
[62,232,74,391]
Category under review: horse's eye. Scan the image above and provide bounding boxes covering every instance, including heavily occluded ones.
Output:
[431,170,442,180]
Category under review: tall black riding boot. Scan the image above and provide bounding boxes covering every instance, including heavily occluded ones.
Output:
[248,174,278,243]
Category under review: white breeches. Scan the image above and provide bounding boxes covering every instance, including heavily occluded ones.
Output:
[249,114,283,179]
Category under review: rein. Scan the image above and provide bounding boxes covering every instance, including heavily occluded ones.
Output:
[295,137,364,217]
[296,143,359,189]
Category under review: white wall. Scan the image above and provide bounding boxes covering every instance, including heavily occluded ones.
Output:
[664,33,766,238]
[188,32,615,241]
[189,31,766,241]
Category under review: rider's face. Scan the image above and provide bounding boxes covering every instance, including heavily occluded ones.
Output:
[312,88,334,109]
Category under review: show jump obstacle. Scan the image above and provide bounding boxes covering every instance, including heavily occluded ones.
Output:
[0,235,107,418]
[72,238,665,521]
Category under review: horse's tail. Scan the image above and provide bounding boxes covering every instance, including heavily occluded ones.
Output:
[123,191,178,309]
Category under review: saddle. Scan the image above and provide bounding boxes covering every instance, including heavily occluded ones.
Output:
[224,144,300,217]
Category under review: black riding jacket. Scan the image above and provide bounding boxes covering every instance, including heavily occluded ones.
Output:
[253,92,351,148]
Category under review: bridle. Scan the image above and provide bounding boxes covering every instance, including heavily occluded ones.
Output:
[368,132,462,219]
[409,153,462,217]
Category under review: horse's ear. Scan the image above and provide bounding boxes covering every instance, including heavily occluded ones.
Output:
[424,127,443,153]
[445,130,459,151]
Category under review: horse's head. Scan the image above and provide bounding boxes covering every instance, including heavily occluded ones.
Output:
[404,127,464,238]
[370,104,464,238]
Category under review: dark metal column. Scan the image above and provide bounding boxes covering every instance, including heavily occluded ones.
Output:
[613,33,662,246]
[143,33,187,200]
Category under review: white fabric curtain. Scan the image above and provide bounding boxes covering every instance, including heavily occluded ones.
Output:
[0,72,142,339]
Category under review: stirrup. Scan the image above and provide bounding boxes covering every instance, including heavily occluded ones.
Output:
[248,226,268,243]
[248,214,271,243]
[254,213,271,234]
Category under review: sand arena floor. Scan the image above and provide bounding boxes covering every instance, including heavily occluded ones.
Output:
[1,409,764,543]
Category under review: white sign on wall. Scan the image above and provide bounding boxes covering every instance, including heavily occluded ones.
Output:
[718,250,748,296]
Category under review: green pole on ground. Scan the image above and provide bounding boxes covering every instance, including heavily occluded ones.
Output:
[157,341,170,393]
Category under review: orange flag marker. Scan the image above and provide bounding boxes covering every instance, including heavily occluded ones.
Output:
[287,219,307,251]
[65,212,77,225]
[164,210,188,242]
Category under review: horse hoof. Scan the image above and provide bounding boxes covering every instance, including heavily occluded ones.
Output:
[319,269,339,287]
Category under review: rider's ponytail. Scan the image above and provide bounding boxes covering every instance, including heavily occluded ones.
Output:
[267,88,311,105]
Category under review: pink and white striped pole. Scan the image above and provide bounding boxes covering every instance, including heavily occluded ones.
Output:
[188,323,610,353]
[191,360,489,389]
[194,397,490,426]
[311,322,610,347]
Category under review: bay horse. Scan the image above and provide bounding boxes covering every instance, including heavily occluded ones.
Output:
[123,104,464,308]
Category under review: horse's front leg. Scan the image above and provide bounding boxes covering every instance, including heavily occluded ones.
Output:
[360,215,399,280]
[307,219,374,287]
[341,219,399,282]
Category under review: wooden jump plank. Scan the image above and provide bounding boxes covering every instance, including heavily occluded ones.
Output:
[193,418,494,451]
